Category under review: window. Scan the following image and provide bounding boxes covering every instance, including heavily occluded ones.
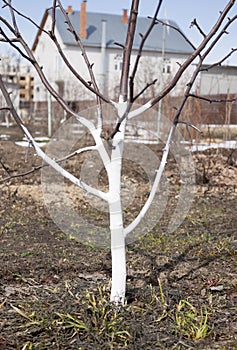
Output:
[114,54,123,71]
[162,58,171,74]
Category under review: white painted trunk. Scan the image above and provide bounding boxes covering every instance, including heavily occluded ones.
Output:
[108,108,127,303]
[109,206,126,304]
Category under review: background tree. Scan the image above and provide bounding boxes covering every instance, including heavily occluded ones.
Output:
[0,0,237,304]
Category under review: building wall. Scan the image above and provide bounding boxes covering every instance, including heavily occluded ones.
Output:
[33,14,194,103]
[199,66,237,95]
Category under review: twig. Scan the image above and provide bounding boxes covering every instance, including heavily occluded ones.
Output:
[199,47,237,71]
[177,120,201,133]
[190,18,206,38]
[0,160,11,176]
[153,18,197,51]
[189,94,237,103]
[133,79,158,102]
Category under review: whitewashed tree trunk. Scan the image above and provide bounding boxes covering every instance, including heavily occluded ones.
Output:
[108,106,127,303]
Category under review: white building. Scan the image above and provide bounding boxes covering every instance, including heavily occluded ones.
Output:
[199,64,237,95]
[32,1,194,104]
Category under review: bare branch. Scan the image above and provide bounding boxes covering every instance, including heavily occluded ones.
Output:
[119,0,139,102]
[0,20,100,130]
[189,94,237,104]
[1,0,111,111]
[51,0,57,35]
[154,18,197,51]
[0,145,97,184]
[200,47,237,71]
[190,18,206,38]
[4,0,20,35]
[177,121,202,133]
[0,159,11,176]
[57,0,105,127]
[133,79,158,102]
[2,0,49,35]
[0,25,34,63]
[130,0,164,102]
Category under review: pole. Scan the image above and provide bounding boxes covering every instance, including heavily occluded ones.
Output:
[47,90,52,137]
[100,20,107,94]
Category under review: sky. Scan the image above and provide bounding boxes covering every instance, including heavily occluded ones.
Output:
[1,0,237,65]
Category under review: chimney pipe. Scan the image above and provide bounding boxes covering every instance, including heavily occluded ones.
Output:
[80,1,87,39]
[122,9,128,24]
[67,5,73,15]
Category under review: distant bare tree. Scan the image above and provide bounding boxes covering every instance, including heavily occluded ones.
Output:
[0,0,237,303]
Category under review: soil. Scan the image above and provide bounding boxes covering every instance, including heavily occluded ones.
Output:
[0,137,237,350]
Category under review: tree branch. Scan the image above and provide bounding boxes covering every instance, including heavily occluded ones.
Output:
[153,18,197,51]
[199,47,237,72]
[57,0,105,129]
[133,79,158,102]
[189,94,237,103]
[190,18,206,38]
[0,145,98,184]
[119,0,139,102]
[129,0,164,102]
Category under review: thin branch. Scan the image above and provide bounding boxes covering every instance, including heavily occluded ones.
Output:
[0,20,98,131]
[6,0,19,35]
[2,0,49,35]
[0,145,97,183]
[199,47,237,71]
[0,160,11,176]
[189,94,237,103]
[177,121,201,133]
[190,18,206,38]
[57,0,105,128]
[153,18,197,51]
[133,79,157,102]
[0,26,35,63]
[129,0,164,102]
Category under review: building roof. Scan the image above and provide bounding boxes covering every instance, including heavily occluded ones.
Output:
[32,8,193,55]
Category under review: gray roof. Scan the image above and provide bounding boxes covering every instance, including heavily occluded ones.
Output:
[51,10,193,55]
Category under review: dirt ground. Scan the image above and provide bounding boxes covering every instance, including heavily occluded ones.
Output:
[0,137,237,350]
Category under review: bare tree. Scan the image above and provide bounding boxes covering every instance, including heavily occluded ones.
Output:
[0,0,237,304]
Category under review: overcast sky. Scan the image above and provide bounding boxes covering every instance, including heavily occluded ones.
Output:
[1,0,237,65]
